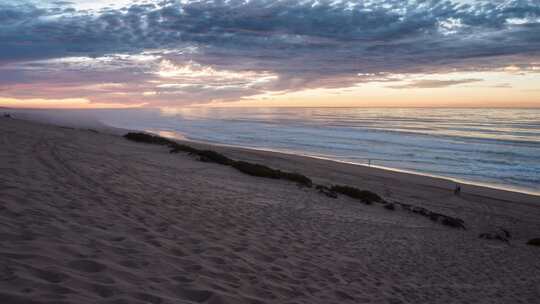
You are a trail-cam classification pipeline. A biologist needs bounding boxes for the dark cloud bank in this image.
[1,0,539,105]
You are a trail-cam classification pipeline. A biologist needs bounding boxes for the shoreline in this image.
[8,107,539,198]
[149,129,540,200]
[6,109,540,200]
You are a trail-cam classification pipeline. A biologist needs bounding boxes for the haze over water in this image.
[93,107,540,195]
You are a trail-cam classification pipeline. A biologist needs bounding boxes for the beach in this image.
[1,116,539,303]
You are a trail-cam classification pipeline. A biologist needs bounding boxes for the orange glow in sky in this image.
[2,70,539,109]
[0,97,147,109]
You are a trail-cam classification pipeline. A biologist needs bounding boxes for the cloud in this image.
[388,78,483,89]
[1,0,540,105]
[490,83,513,88]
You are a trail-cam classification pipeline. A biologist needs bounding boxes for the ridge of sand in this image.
[1,117,539,304]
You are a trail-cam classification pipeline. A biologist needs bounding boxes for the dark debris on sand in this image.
[329,185,382,204]
[395,202,466,229]
[125,132,467,230]
[125,132,312,187]
[527,238,540,246]
[479,228,511,242]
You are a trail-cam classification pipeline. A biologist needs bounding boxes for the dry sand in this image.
[1,117,539,304]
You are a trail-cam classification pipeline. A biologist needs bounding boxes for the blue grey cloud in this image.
[1,0,539,105]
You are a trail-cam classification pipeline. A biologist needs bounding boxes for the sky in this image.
[1,0,539,108]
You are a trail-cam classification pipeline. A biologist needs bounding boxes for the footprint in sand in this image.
[133,292,163,304]
[68,259,107,273]
[32,268,69,283]
[335,290,355,301]
[118,259,148,269]
[171,275,194,283]
[90,283,116,298]
[109,236,126,242]
[0,265,16,281]
[183,263,203,273]
[170,247,188,257]
[177,288,214,303]
[206,256,226,265]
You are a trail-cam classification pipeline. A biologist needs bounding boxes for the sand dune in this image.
[1,117,539,304]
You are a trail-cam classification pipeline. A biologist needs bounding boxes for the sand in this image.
[1,116,539,304]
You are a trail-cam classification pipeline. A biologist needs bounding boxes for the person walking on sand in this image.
[454,184,461,196]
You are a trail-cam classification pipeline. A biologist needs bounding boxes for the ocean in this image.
[88,107,540,195]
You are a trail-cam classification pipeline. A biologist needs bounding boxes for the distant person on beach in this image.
[454,184,461,195]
